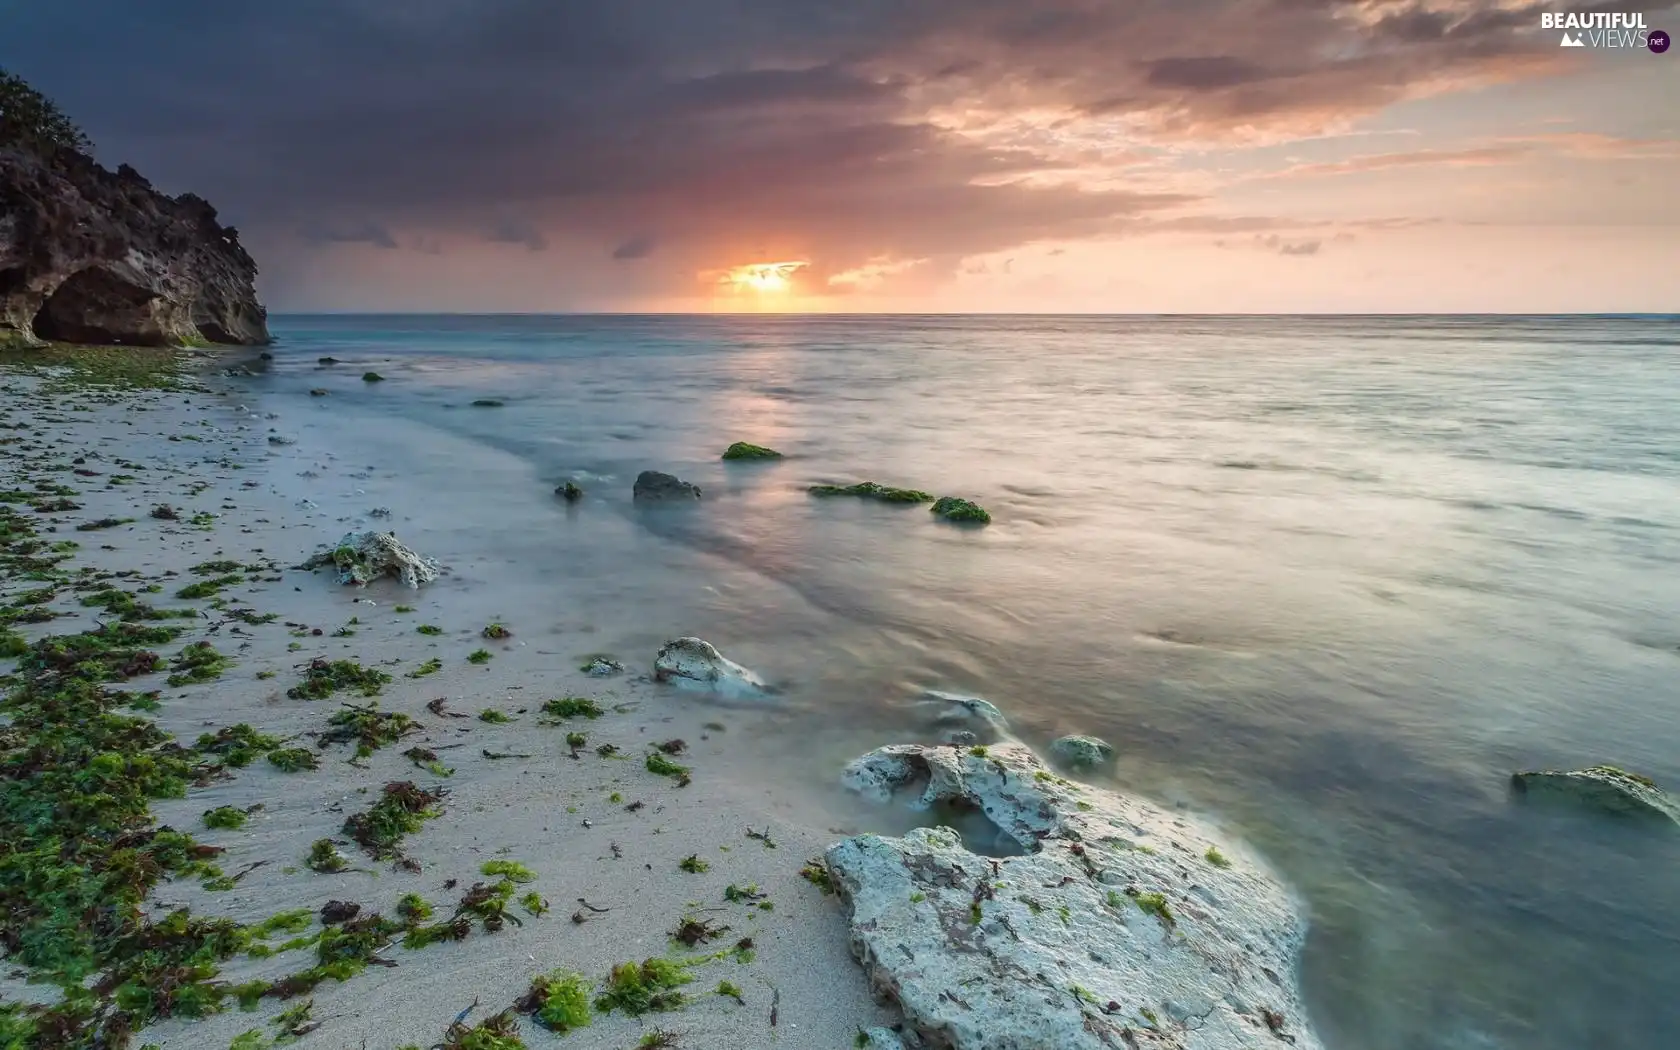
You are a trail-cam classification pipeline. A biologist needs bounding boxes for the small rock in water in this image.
[633,470,701,501]
[556,481,584,502]
[309,388,329,397]
[1510,765,1679,825]
[471,398,505,407]
[318,356,339,365]
[362,371,385,383]
[654,637,766,697]
[267,434,295,446]
[581,655,625,677]
[367,507,392,519]
[930,496,992,524]
[721,441,783,461]
[1050,734,1115,771]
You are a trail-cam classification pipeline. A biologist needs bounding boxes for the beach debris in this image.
[721,442,782,461]
[320,900,361,924]
[826,742,1326,1050]
[633,470,702,501]
[808,481,932,503]
[653,637,766,697]
[482,622,511,639]
[673,916,729,946]
[580,653,624,676]
[1049,734,1115,771]
[428,697,467,718]
[267,434,295,446]
[300,530,440,588]
[1510,765,1679,825]
[343,780,445,860]
[929,496,991,524]
[149,503,179,520]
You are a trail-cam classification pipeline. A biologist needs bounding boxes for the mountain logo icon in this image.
[1560,31,1586,46]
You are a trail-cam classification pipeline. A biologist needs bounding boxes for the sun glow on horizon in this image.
[718,260,807,293]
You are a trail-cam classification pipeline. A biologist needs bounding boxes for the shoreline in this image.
[0,349,897,1049]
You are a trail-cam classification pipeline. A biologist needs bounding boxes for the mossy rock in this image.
[722,442,782,461]
[556,481,583,502]
[361,372,385,383]
[930,496,991,524]
[1050,734,1114,771]
[808,481,932,503]
[1511,765,1679,825]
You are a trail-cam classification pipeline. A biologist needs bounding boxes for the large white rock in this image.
[301,531,440,588]
[653,637,766,697]
[825,743,1323,1050]
[917,689,1011,743]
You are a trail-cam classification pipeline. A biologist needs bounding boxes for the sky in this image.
[6,1,1678,313]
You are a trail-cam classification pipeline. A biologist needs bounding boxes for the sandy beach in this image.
[0,351,896,1050]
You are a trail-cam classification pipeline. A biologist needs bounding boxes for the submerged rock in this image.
[361,371,385,383]
[300,531,440,589]
[1510,765,1679,824]
[825,743,1323,1050]
[722,441,783,461]
[809,481,932,503]
[556,481,583,502]
[917,688,1011,743]
[634,470,701,501]
[309,388,328,397]
[0,123,268,347]
[930,496,992,524]
[1051,734,1115,771]
[471,398,504,407]
[653,637,765,696]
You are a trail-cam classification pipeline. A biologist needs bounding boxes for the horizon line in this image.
[268,310,1680,319]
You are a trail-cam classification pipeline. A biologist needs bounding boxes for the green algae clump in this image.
[287,658,391,701]
[721,442,782,461]
[517,969,593,1032]
[595,957,694,1016]
[930,496,992,524]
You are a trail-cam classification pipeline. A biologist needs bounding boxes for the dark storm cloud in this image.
[4,0,1666,299]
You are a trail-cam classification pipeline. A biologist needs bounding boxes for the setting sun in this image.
[720,260,806,293]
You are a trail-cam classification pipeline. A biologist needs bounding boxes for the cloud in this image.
[8,0,1670,304]
[1272,145,1534,178]
[612,234,657,260]
[486,216,548,251]
[297,220,398,249]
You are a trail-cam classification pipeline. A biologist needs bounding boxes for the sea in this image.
[238,314,1680,1050]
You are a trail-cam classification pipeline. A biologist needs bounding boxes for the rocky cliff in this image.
[0,139,268,348]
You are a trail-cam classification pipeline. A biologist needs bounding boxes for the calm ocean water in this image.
[244,314,1679,1049]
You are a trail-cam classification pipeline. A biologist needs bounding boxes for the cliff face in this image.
[0,142,268,348]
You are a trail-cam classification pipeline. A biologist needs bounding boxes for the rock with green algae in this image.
[827,742,1324,1050]
[634,470,701,501]
[300,531,440,588]
[1050,734,1114,771]
[808,481,932,503]
[721,441,782,461]
[1510,765,1679,824]
[930,496,991,524]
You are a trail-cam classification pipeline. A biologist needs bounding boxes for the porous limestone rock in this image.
[634,470,701,501]
[918,689,1011,744]
[653,637,765,697]
[1510,765,1679,825]
[859,1028,911,1050]
[825,743,1323,1050]
[301,531,440,589]
[0,139,268,347]
[1051,734,1116,771]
